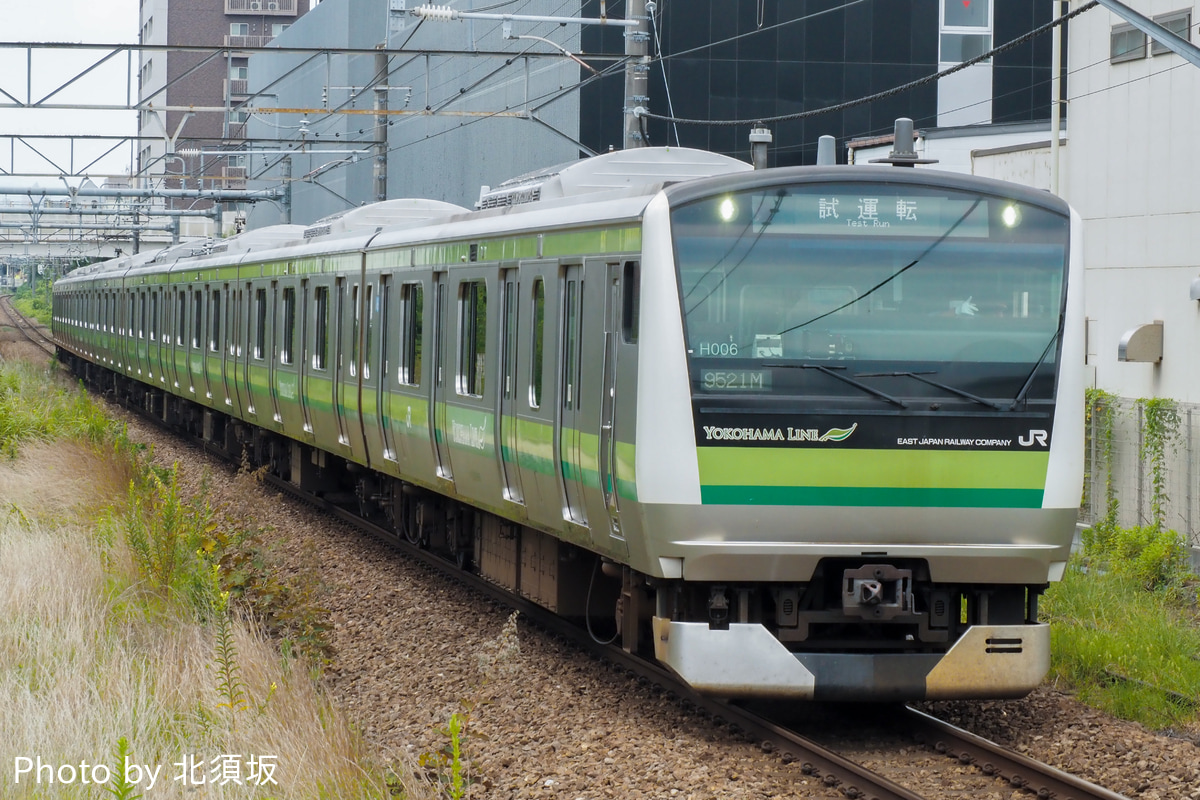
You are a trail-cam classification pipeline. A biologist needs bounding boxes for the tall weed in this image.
[109,463,216,612]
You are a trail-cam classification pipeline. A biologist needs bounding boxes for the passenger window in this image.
[457,280,487,396]
[350,284,360,377]
[192,290,203,349]
[364,284,374,380]
[176,291,185,345]
[530,279,545,409]
[209,290,221,352]
[399,283,422,386]
[254,288,267,360]
[502,279,517,400]
[621,261,639,344]
[281,287,296,365]
[378,279,391,381]
[150,292,159,342]
[313,286,329,370]
[563,279,579,410]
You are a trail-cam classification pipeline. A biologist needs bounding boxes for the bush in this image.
[1082,521,1191,593]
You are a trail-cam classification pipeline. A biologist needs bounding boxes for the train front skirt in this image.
[652,618,1050,701]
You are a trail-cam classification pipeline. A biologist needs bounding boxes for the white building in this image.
[1064,0,1199,402]
[848,2,1200,554]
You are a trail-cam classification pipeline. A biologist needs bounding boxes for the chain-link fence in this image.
[1081,395,1200,549]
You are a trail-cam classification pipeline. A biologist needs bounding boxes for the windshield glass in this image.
[671,182,1069,403]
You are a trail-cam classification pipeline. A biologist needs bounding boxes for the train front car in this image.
[635,167,1083,701]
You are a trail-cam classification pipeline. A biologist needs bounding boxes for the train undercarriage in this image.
[64,351,1050,700]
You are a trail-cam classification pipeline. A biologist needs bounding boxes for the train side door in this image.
[190,288,210,400]
[430,271,454,481]
[357,277,379,467]
[297,278,313,434]
[376,275,398,461]
[334,276,369,459]
[298,279,336,442]
[497,266,523,504]
[243,282,256,417]
[560,264,588,526]
[219,282,236,409]
[597,261,625,543]
[267,281,283,423]
[332,277,352,446]
[513,261,562,530]
[135,289,148,377]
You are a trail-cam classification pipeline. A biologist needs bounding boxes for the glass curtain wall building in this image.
[580,0,1057,164]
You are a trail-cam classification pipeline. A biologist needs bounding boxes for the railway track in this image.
[30,299,1132,800]
[0,293,56,357]
[234,444,1134,800]
[902,707,1130,800]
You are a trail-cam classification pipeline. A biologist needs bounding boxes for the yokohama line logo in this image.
[703,423,858,443]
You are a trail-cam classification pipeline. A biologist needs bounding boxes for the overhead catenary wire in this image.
[646,0,680,147]
[825,13,1200,155]
[640,0,1100,127]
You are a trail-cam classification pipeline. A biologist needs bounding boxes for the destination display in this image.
[753,191,993,238]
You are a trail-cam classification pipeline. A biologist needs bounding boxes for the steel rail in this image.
[904,706,1131,800]
[251,473,930,800]
[51,341,1132,800]
[0,294,56,358]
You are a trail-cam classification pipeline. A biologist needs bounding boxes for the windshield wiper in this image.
[1010,331,1061,410]
[765,362,908,408]
[855,371,1004,410]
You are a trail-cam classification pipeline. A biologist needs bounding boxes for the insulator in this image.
[414,5,457,21]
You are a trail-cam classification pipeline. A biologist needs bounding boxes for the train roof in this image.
[59,148,753,282]
[300,199,470,242]
[476,147,752,210]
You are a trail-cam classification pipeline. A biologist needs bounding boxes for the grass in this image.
[9,282,53,326]
[0,362,435,799]
[1042,558,1200,732]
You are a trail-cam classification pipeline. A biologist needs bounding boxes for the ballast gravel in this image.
[97,408,1200,800]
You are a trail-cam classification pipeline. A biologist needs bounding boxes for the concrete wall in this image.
[1062,0,1200,403]
[245,0,583,225]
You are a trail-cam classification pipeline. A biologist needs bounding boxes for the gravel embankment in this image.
[132,420,1198,800]
[7,320,1194,800]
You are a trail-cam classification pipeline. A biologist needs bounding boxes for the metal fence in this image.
[1081,395,1200,549]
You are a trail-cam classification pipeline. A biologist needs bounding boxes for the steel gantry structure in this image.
[0,8,635,261]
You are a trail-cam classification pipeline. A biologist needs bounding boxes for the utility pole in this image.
[623,0,651,149]
[281,156,293,225]
[1050,0,1065,196]
[374,52,390,203]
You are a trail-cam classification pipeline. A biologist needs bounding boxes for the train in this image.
[52,147,1084,701]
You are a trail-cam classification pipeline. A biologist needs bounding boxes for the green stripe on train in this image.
[699,485,1045,508]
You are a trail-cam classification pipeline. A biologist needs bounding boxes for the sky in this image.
[0,0,141,181]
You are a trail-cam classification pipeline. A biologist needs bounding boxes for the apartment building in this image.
[136,0,313,211]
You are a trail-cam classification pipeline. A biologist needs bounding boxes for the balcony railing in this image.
[226,0,296,15]
[224,34,274,49]
[224,79,249,98]
[222,166,247,189]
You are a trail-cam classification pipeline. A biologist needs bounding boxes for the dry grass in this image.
[0,440,136,524]
[0,443,426,799]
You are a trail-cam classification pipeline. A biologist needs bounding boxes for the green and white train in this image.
[53,147,1083,700]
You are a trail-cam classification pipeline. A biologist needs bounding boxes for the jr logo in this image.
[1019,429,1049,447]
